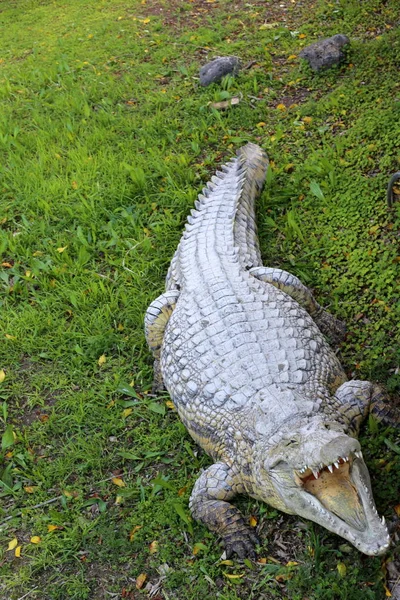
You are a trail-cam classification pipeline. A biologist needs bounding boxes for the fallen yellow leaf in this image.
[5,334,16,340]
[30,536,41,544]
[142,17,150,23]
[223,572,244,579]
[115,495,123,504]
[98,354,106,366]
[299,33,307,39]
[249,515,257,527]
[15,546,22,557]
[337,562,347,577]
[165,400,175,410]
[149,540,158,554]
[47,525,59,532]
[112,477,125,487]
[129,525,142,541]
[303,116,313,124]
[57,246,67,253]
[288,54,297,60]
[7,538,18,551]
[276,103,286,111]
[122,408,133,418]
[1,262,12,268]
[136,573,147,589]
[0,369,5,383]
[24,486,37,494]
[256,122,266,127]
[394,504,400,516]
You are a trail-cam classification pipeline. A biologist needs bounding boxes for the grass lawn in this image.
[0,0,399,598]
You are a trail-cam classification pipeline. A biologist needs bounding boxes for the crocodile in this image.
[145,142,397,558]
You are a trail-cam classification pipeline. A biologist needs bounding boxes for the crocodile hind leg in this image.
[334,380,400,435]
[144,290,180,393]
[189,462,258,558]
[250,266,346,345]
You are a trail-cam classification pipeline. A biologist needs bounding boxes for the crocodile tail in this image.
[234,143,269,270]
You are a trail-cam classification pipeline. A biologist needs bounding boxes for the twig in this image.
[0,497,62,527]
[0,471,134,528]
[243,60,258,70]
[17,587,38,600]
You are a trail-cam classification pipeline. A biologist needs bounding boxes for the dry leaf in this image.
[129,525,142,541]
[47,525,60,532]
[24,486,37,494]
[0,369,5,383]
[223,572,244,579]
[276,103,286,111]
[394,504,400,516]
[98,354,106,366]
[165,400,175,410]
[15,546,22,558]
[210,96,240,110]
[249,515,257,527]
[5,334,16,340]
[1,262,12,268]
[385,584,392,597]
[149,540,158,554]
[7,538,18,551]
[112,477,125,487]
[299,33,307,39]
[122,408,133,418]
[57,246,67,253]
[136,573,147,589]
[115,495,123,505]
[30,536,41,544]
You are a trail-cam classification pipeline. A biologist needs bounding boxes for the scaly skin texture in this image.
[145,143,398,557]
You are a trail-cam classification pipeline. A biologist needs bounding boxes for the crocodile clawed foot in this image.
[222,529,259,559]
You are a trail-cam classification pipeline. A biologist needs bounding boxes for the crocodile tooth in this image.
[327,464,333,473]
[334,461,339,469]
[355,451,362,459]
[381,516,386,526]
[312,468,319,479]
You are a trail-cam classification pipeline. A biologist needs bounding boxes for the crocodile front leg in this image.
[334,380,400,434]
[144,290,180,392]
[249,266,346,345]
[189,462,258,558]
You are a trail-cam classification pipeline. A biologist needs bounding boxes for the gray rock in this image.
[199,56,241,86]
[299,34,350,71]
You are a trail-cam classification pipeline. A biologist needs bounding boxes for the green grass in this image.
[0,0,399,597]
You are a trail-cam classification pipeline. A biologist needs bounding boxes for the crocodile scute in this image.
[145,143,398,557]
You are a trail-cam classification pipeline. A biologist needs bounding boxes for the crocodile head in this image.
[260,417,390,555]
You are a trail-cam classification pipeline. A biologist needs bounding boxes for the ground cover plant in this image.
[0,0,399,597]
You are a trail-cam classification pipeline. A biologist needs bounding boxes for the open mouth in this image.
[290,451,390,554]
[295,453,365,530]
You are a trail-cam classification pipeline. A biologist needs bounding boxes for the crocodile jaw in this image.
[258,423,390,556]
[267,453,390,556]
